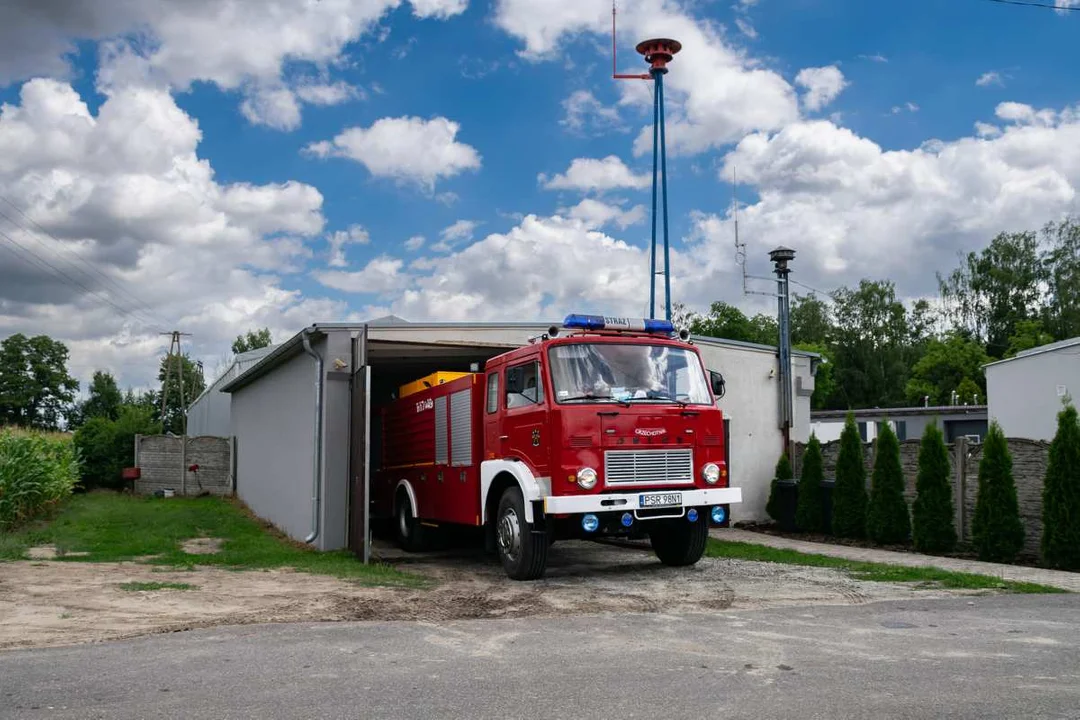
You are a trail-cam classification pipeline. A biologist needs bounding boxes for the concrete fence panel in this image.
[134,435,233,497]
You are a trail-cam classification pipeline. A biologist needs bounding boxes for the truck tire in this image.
[495,485,548,580]
[649,513,708,567]
[395,492,426,552]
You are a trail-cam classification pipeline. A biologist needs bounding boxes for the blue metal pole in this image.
[658,71,671,322]
[649,71,660,319]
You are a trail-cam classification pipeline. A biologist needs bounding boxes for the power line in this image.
[977,0,1080,11]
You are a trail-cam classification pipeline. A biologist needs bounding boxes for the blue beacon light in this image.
[563,314,675,334]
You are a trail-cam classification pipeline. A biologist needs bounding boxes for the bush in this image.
[912,422,956,553]
[971,422,1025,563]
[832,413,868,538]
[866,421,911,545]
[1041,403,1080,570]
[0,428,80,529]
[795,434,826,533]
[73,405,161,489]
[766,452,794,523]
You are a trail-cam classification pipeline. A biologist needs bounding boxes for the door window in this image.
[505,361,544,409]
[486,372,499,414]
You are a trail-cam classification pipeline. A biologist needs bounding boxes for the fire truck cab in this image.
[372,314,742,580]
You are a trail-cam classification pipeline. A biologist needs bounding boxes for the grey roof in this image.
[220,319,820,394]
[983,336,1080,368]
[188,344,278,407]
[812,405,988,421]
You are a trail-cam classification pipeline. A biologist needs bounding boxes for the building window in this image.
[896,421,907,441]
[486,372,499,414]
[506,361,543,409]
[858,421,867,442]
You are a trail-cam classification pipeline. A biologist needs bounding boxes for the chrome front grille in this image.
[603,449,694,487]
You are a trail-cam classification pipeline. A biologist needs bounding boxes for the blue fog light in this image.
[711,506,727,524]
[621,512,634,527]
[582,514,600,532]
[687,508,699,523]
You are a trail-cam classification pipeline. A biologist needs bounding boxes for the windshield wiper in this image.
[561,393,630,407]
[627,392,688,408]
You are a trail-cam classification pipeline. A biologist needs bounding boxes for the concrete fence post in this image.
[953,436,968,542]
[180,435,187,496]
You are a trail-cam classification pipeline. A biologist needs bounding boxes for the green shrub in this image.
[766,452,793,523]
[73,405,160,489]
[1041,403,1080,570]
[866,421,911,544]
[832,413,868,538]
[0,428,80,529]
[972,422,1025,563]
[795,434,826,533]
[912,422,956,553]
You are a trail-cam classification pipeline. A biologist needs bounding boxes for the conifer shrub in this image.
[912,422,957,553]
[766,452,794,523]
[971,422,1024,563]
[832,413,868,538]
[866,421,911,544]
[1041,403,1080,570]
[795,434,826,533]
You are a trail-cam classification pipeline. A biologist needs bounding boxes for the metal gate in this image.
[348,327,371,562]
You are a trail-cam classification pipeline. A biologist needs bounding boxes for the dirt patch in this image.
[0,540,987,651]
[181,537,224,555]
[26,546,89,560]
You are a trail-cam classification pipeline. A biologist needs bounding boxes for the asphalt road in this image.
[2,595,1079,719]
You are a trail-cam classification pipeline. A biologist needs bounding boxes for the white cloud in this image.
[294,81,363,106]
[539,156,650,192]
[795,66,849,112]
[0,0,464,129]
[240,86,302,131]
[326,225,371,267]
[304,116,481,190]
[859,53,888,63]
[561,90,625,135]
[890,102,919,115]
[975,121,1002,139]
[0,78,340,390]
[976,71,1004,88]
[313,256,406,294]
[405,235,426,251]
[562,198,646,229]
[494,0,799,156]
[734,17,758,40]
[432,219,479,251]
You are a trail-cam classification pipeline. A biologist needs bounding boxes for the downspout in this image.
[301,328,324,544]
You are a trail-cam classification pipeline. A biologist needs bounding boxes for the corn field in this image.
[0,428,81,529]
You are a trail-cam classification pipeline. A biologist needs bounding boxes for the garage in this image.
[213,316,820,558]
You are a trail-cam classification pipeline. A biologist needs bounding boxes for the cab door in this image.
[502,358,550,477]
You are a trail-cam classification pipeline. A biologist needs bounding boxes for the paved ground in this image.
[2,594,1078,719]
[716,528,1080,593]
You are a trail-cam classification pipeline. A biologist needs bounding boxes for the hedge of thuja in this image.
[1041,403,1080,570]
[832,413,868,538]
[912,422,956,554]
[796,434,826,533]
[765,451,794,523]
[867,421,911,545]
[0,428,80,529]
[972,422,1025,563]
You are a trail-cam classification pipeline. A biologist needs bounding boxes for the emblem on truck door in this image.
[532,429,541,446]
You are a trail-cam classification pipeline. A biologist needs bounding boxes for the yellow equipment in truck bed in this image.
[399,371,472,398]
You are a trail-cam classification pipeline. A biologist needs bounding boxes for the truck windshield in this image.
[547,342,713,406]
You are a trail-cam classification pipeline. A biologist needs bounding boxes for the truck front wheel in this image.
[495,485,548,581]
[649,513,708,567]
[395,492,426,552]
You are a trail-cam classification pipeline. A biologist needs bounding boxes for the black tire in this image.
[395,491,426,552]
[649,512,708,566]
[495,485,548,580]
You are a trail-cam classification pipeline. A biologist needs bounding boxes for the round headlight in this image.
[702,462,720,484]
[577,467,598,490]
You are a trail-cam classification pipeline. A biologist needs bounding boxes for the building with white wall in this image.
[186,345,276,437]
[985,337,1080,441]
[810,406,988,444]
[215,318,820,552]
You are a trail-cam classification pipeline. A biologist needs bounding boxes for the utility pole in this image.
[160,331,192,434]
[769,247,796,459]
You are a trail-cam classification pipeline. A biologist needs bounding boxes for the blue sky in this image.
[0,0,1078,388]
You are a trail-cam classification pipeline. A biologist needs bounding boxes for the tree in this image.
[866,421,911,544]
[912,422,957,553]
[796,433,826,533]
[1004,319,1054,359]
[955,378,982,405]
[903,334,990,406]
[971,422,1025,563]
[232,328,273,355]
[0,333,79,430]
[1041,216,1080,342]
[1041,403,1080,570]
[74,371,123,426]
[690,302,776,346]
[790,294,833,346]
[794,342,835,411]
[157,353,206,434]
[73,404,161,489]
[766,452,794,523]
[832,413,868,537]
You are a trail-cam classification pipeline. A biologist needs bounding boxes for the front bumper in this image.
[542,486,742,516]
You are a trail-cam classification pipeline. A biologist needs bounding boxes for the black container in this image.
[820,477,836,534]
[775,478,799,532]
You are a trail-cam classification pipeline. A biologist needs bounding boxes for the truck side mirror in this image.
[710,370,726,398]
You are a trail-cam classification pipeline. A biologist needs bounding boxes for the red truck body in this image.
[371,316,743,580]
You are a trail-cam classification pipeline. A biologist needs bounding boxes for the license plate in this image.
[639,492,682,508]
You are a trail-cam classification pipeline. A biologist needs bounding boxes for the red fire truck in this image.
[371,314,741,580]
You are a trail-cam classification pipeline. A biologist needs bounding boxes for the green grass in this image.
[0,492,419,587]
[119,581,196,592]
[707,539,1065,594]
